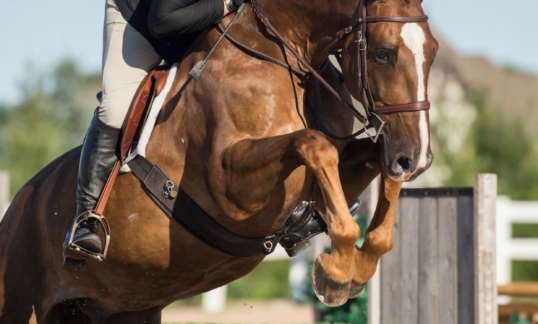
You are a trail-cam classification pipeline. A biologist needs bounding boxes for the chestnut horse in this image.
[0,0,437,322]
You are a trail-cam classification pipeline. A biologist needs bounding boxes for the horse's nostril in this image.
[397,157,412,172]
[393,156,415,175]
[390,156,415,177]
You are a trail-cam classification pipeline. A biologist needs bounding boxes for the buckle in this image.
[64,211,111,262]
[364,112,386,143]
[356,31,367,51]
[263,241,274,253]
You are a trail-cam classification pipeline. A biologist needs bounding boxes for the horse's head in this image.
[338,0,438,182]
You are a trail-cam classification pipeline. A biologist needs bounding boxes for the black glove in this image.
[226,0,246,12]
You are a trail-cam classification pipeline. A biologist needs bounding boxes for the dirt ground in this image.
[162,299,314,324]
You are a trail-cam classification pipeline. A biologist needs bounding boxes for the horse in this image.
[0,0,437,322]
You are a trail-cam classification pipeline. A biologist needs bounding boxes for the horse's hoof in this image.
[311,256,351,307]
[348,280,367,298]
[63,256,86,272]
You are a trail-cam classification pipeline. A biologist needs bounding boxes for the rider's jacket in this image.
[115,0,224,62]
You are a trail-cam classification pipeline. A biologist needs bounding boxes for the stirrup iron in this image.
[64,211,111,262]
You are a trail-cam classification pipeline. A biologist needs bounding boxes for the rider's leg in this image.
[65,0,161,255]
[67,113,121,252]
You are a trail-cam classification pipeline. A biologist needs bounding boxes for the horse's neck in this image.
[253,0,355,66]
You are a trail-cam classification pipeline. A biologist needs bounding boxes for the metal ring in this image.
[165,180,174,190]
[263,241,274,252]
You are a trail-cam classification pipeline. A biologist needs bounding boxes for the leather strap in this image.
[119,69,159,162]
[306,73,368,140]
[361,16,429,23]
[217,24,307,79]
[127,155,286,257]
[248,0,432,138]
[251,1,369,125]
[374,101,431,114]
[94,160,121,215]
[154,70,170,97]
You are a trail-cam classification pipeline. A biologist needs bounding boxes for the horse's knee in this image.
[293,130,338,166]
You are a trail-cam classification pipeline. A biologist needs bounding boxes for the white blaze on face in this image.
[400,23,429,171]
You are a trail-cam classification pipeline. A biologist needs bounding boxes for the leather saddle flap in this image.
[119,66,170,162]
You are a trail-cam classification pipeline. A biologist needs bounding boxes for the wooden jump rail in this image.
[368,174,498,324]
[498,283,538,324]
[498,283,538,297]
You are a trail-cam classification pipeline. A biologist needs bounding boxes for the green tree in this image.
[471,92,538,199]
[0,59,99,198]
[432,90,538,200]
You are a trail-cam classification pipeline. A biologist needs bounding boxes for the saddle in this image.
[90,66,170,218]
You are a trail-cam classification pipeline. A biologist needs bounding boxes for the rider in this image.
[64,0,245,255]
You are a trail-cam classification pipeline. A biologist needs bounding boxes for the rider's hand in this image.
[224,0,245,15]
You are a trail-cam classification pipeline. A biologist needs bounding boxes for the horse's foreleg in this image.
[221,130,359,306]
[348,176,401,297]
[331,138,401,298]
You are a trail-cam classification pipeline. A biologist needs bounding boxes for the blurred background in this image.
[1,0,537,323]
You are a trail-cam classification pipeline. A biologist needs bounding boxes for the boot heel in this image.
[284,239,311,257]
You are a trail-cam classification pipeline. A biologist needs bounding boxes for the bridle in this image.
[249,0,431,142]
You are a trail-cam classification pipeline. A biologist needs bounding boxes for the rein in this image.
[249,0,370,129]
[247,0,431,142]
[207,0,431,142]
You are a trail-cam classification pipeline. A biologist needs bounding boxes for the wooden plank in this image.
[366,178,381,324]
[380,193,402,324]
[399,197,419,324]
[457,194,475,324]
[498,283,538,297]
[474,174,498,324]
[418,197,438,324]
[438,197,458,324]
[498,303,538,316]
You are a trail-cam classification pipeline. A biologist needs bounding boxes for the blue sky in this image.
[1,0,537,104]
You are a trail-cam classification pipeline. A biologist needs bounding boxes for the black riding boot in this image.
[64,112,120,256]
[279,199,362,257]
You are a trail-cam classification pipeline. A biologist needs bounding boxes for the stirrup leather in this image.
[64,211,111,262]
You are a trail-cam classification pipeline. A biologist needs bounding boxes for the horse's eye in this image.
[375,49,390,64]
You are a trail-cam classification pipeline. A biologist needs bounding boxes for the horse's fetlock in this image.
[365,232,393,254]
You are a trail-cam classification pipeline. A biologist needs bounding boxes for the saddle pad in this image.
[121,62,179,173]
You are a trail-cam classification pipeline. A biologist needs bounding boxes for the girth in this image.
[126,155,286,257]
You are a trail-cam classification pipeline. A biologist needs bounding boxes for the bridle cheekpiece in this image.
[246,0,431,142]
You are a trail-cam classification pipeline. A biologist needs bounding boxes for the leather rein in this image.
[221,0,431,142]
